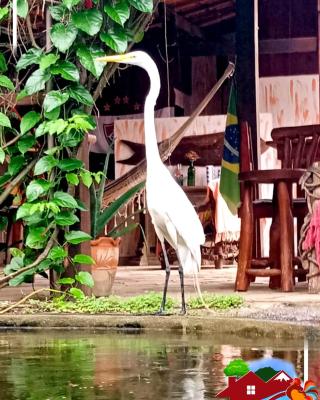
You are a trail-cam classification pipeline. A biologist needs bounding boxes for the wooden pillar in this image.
[77,135,92,295]
[61,136,92,295]
[184,56,219,116]
[236,0,260,169]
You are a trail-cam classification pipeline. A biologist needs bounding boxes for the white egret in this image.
[97,51,205,314]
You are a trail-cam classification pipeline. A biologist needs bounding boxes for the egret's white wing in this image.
[147,165,205,274]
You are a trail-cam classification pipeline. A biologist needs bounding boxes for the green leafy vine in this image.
[0,0,156,293]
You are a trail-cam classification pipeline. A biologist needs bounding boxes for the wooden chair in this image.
[235,123,320,291]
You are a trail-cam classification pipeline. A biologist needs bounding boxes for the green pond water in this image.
[0,330,318,400]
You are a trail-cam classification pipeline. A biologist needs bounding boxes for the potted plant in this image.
[90,146,144,296]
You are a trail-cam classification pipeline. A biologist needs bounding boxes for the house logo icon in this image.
[216,370,318,399]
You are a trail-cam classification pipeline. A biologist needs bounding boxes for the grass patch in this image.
[26,292,244,314]
[187,293,244,310]
[29,292,177,314]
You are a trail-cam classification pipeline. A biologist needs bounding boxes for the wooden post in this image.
[77,135,92,295]
[235,183,253,291]
[61,136,92,296]
[236,0,260,169]
[277,181,294,292]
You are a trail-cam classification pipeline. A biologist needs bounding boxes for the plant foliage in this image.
[0,0,156,290]
[30,292,176,314]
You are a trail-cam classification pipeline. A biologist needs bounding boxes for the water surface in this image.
[0,330,318,400]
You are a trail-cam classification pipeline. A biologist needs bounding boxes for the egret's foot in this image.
[155,308,166,316]
[179,307,187,316]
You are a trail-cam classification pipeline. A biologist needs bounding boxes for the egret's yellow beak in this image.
[95,54,133,63]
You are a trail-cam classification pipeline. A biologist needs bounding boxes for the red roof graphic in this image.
[216,370,293,400]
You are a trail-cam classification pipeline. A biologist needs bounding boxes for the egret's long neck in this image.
[143,61,162,170]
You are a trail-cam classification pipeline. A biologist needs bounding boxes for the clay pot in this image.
[90,237,121,297]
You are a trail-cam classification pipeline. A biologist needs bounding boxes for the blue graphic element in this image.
[249,357,297,378]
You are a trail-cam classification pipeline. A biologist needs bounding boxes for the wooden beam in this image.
[184,1,234,18]
[164,0,223,13]
[236,0,260,168]
[260,37,317,54]
[196,9,235,26]
[164,4,206,39]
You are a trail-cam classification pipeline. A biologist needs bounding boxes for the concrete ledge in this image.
[0,314,319,339]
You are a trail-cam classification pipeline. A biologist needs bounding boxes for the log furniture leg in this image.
[235,183,253,291]
[277,181,294,292]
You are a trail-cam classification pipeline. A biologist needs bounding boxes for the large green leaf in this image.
[9,270,35,286]
[67,84,94,106]
[17,0,28,18]
[127,0,153,13]
[75,271,94,288]
[35,122,47,138]
[59,130,84,147]
[0,75,14,91]
[8,155,25,176]
[66,172,79,185]
[48,246,68,260]
[69,113,96,131]
[80,170,92,188]
[63,0,81,10]
[16,48,42,71]
[100,27,128,53]
[50,60,80,82]
[17,135,36,154]
[43,90,69,113]
[24,69,51,95]
[53,191,78,208]
[76,46,104,79]
[57,158,83,171]
[20,111,41,134]
[34,155,58,175]
[50,23,78,53]
[4,255,24,275]
[95,181,145,237]
[0,112,11,128]
[55,210,79,226]
[45,119,68,136]
[73,254,95,265]
[39,53,60,70]
[49,5,68,21]
[26,226,48,249]
[0,7,9,22]
[71,9,103,36]
[36,259,52,273]
[16,203,33,220]
[69,287,85,299]
[45,106,61,121]
[57,277,75,285]
[104,0,130,26]
[0,53,6,72]
[65,230,92,244]
[26,179,52,201]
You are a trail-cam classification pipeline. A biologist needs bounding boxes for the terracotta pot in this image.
[90,237,121,297]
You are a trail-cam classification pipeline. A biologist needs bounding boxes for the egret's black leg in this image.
[176,255,186,315]
[158,241,171,314]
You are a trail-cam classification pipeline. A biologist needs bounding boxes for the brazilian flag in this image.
[219,81,240,215]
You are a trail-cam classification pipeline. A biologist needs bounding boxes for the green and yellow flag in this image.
[219,82,240,215]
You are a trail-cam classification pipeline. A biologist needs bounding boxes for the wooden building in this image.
[92,0,320,264]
